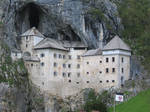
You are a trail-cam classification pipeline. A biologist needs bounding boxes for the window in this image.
[68,73,71,77]
[40,53,45,57]
[77,64,80,68]
[54,62,57,67]
[100,61,102,63]
[69,55,72,59]
[63,64,66,68]
[112,57,115,62]
[26,44,28,48]
[54,72,57,76]
[87,81,89,83]
[100,81,103,83]
[77,73,80,77]
[62,72,66,77]
[112,80,115,83]
[112,68,115,73]
[69,80,71,83]
[68,64,71,68]
[54,53,57,58]
[87,72,89,74]
[31,63,33,67]
[59,54,62,59]
[99,71,102,74]
[41,62,44,66]
[63,55,66,59]
[87,62,89,64]
[122,57,124,63]
[106,80,109,83]
[106,68,109,73]
[106,58,109,62]
[26,36,29,41]
[15,53,17,56]
[76,82,79,84]
[42,82,44,85]
[122,68,124,73]
[77,55,80,59]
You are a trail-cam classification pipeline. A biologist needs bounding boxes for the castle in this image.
[11,27,131,97]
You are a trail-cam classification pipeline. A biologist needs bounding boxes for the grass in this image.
[109,89,150,112]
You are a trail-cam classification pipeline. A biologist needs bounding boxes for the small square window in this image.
[99,71,102,74]
[31,63,33,67]
[63,73,66,77]
[77,55,80,59]
[69,80,71,83]
[54,62,57,67]
[87,72,89,74]
[122,68,124,73]
[77,64,80,68]
[112,57,115,62]
[112,80,115,83]
[54,53,57,58]
[106,58,109,62]
[54,72,57,76]
[100,81,103,83]
[76,82,79,84]
[77,73,80,77]
[106,68,109,73]
[106,80,109,83]
[122,57,124,63]
[87,81,89,83]
[26,44,28,48]
[68,73,71,77]
[69,55,72,59]
[100,61,102,63]
[112,68,115,73]
[63,55,66,59]
[40,53,45,58]
[68,64,71,68]
[63,64,66,68]
[59,54,62,59]
[41,62,44,66]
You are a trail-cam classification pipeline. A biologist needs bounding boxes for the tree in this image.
[84,89,108,112]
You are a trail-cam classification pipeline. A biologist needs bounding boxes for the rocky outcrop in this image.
[1,0,122,49]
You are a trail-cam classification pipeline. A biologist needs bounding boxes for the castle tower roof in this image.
[103,35,131,51]
[20,27,45,38]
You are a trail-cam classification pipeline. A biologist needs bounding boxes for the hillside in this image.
[109,89,150,112]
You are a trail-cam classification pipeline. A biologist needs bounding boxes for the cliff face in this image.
[1,0,122,49]
[0,0,148,112]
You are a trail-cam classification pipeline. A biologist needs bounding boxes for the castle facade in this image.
[11,27,131,97]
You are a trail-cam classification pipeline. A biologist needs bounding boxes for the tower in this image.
[99,24,104,49]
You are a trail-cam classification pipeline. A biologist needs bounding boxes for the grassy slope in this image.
[109,89,150,112]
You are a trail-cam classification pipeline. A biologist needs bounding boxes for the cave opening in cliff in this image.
[28,3,40,28]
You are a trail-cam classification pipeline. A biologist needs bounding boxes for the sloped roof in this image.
[62,41,88,48]
[20,27,45,38]
[23,56,40,62]
[83,48,102,57]
[34,38,68,51]
[103,36,131,51]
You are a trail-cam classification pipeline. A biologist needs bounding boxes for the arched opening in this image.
[28,3,40,28]
[23,52,31,57]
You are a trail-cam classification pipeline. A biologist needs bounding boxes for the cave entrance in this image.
[28,3,40,28]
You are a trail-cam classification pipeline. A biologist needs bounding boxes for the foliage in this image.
[109,89,150,112]
[84,89,108,112]
[118,0,150,72]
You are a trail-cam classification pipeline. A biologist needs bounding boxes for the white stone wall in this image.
[20,35,131,97]
[11,52,22,61]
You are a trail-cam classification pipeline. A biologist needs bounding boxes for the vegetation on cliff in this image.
[118,0,150,72]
